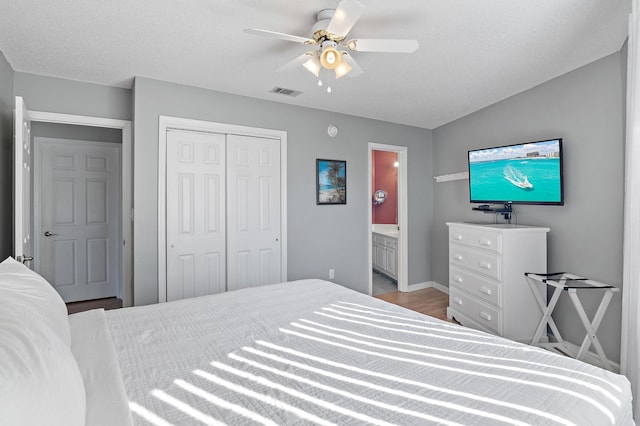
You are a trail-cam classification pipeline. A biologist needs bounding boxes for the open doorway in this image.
[371,150,398,295]
[23,106,132,307]
[368,143,408,296]
[34,127,122,303]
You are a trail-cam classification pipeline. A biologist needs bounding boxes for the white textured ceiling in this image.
[0,0,631,129]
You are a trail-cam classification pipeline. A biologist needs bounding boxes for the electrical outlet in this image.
[329,269,335,279]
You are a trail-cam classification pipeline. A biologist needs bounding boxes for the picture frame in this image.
[316,159,347,205]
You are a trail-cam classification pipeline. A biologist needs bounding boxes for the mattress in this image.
[105,279,634,425]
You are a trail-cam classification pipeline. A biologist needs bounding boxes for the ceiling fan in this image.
[244,0,419,86]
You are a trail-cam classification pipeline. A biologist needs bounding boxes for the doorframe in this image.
[368,143,408,294]
[28,111,133,307]
[157,115,288,303]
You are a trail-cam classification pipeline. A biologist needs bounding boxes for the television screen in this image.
[468,138,564,205]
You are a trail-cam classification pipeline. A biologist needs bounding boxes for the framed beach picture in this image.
[316,159,347,205]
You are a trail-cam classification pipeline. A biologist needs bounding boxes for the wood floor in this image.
[65,288,452,321]
[66,297,122,314]
[375,287,453,322]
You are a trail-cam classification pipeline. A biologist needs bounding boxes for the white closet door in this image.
[226,134,281,291]
[166,130,227,301]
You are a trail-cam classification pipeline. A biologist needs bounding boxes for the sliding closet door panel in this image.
[166,130,226,301]
[227,134,281,291]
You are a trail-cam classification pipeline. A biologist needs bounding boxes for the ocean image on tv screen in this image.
[469,140,562,204]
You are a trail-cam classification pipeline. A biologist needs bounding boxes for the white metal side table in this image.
[524,272,619,372]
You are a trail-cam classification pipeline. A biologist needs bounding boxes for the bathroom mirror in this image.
[373,189,387,205]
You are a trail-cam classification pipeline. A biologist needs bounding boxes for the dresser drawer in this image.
[373,232,397,248]
[449,227,501,254]
[373,233,385,244]
[449,245,501,280]
[450,266,501,307]
[384,237,397,249]
[450,288,501,334]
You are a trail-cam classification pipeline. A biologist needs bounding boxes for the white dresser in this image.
[446,222,549,342]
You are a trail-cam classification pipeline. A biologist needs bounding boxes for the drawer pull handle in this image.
[454,234,463,240]
[453,254,463,261]
[479,261,492,269]
[479,286,492,295]
[479,238,492,246]
[480,312,492,321]
[453,297,463,305]
[454,275,463,283]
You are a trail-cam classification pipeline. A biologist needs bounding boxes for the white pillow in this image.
[0,313,86,426]
[0,257,86,426]
[0,256,71,347]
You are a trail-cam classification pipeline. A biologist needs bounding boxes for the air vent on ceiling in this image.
[270,87,302,97]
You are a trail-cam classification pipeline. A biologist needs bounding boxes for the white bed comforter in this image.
[105,279,634,425]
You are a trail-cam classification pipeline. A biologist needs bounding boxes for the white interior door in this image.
[36,139,121,302]
[166,130,226,301]
[226,134,281,291]
[13,96,33,266]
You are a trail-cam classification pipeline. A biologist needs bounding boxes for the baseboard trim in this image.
[405,281,431,292]
[541,339,620,373]
[431,281,449,294]
[404,281,450,294]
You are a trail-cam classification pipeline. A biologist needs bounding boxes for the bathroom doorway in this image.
[368,143,408,296]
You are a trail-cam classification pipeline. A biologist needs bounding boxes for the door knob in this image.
[44,231,58,237]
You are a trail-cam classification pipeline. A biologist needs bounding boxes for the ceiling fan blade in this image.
[276,52,317,73]
[346,39,419,53]
[244,28,315,45]
[326,0,365,39]
[342,53,363,78]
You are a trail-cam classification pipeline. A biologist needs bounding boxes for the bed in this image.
[0,257,635,425]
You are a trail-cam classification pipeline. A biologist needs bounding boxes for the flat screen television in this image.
[468,138,564,205]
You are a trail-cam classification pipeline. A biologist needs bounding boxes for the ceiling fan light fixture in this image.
[302,56,321,77]
[326,50,337,64]
[334,59,352,78]
[320,46,342,70]
[248,0,419,82]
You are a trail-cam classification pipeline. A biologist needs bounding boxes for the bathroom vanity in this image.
[372,224,398,281]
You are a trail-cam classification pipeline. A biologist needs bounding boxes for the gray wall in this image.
[31,122,123,144]
[0,51,14,259]
[133,77,433,306]
[14,73,131,120]
[432,51,625,362]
